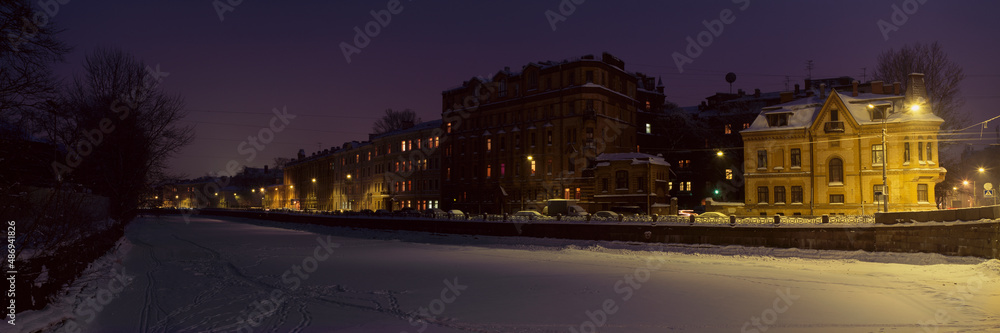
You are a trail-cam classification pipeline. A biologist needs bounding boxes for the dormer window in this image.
[766,113,790,127]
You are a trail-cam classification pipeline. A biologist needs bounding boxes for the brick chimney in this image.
[794,84,800,95]
[819,83,826,98]
[893,81,902,95]
[905,73,928,106]
[871,81,883,94]
[780,92,794,103]
[754,88,760,97]
[852,80,859,97]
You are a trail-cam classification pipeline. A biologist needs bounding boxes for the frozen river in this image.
[21,214,1000,332]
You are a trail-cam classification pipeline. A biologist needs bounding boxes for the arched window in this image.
[829,158,844,184]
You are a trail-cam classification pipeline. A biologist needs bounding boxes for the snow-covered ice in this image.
[17,215,1000,332]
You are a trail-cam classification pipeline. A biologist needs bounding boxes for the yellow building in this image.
[741,74,946,216]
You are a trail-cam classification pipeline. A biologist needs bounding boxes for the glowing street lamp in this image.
[716,151,724,157]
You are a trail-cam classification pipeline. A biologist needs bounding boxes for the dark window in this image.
[601,178,609,191]
[757,186,769,204]
[829,158,843,183]
[791,148,801,168]
[830,194,845,204]
[830,109,839,121]
[918,142,924,161]
[926,142,933,161]
[791,186,803,203]
[918,184,929,202]
[585,71,594,83]
[616,170,629,189]
[903,142,910,162]
[757,150,768,169]
[637,177,647,192]
[774,186,786,204]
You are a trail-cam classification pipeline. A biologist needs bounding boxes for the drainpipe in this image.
[809,129,815,215]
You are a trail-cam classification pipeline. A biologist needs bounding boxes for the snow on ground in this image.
[17,215,1000,333]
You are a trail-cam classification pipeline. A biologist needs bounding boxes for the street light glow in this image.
[527,155,533,161]
[978,167,985,173]
[963,180,970,186]
[312,178,317,182]
[910,104,920,112]
[716,151,724,157]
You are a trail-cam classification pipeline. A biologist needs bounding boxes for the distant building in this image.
[439,52,668,214]
[741,74,946,215]
[591,153,671,214]
[282,119,443,211]
[638,84,812,209]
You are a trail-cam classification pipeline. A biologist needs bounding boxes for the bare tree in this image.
[371,108,420,134]
[273,157,291,169]
[53,47,194,221]
[0,0,70,133]
[872,42,966,131]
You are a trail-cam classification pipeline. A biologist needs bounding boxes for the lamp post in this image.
[521,155,532,210]
[869,103,892,213]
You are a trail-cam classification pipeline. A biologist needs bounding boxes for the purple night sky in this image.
[47,0,1000,178]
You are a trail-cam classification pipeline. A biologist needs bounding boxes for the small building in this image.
[740,74,946,215]
[591,153,670,214]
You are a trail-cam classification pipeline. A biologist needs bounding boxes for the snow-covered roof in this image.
[596,153,670,166]
[741,89,943,134]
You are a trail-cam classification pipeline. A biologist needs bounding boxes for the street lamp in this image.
[521,155,533,210]
[869,102,892,212]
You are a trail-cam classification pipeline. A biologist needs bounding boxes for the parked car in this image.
[610,206,645,216]
[593,211,620,220]
[447,209,465,219]
[422,208,447,218]
[374,209,391,216]
[699,211,728,218]
[513,210,545,219]
[395,207,420,217]
[359,209,374,215]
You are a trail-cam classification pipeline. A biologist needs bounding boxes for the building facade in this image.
[282,120,443,212]
[439,53,667,214]
[741,74,946,215]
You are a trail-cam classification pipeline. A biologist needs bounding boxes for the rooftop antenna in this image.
[725,72,736,94]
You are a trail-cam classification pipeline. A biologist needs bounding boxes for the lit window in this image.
[530,160,536,176]
[486,165,492,178]
[645,123,651,134]
[725,169,733,180]
[724,124,732,134]
[486,138,492,151]
[872,144,884,165]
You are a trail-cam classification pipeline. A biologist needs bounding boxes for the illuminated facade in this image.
[741,74,946,215]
